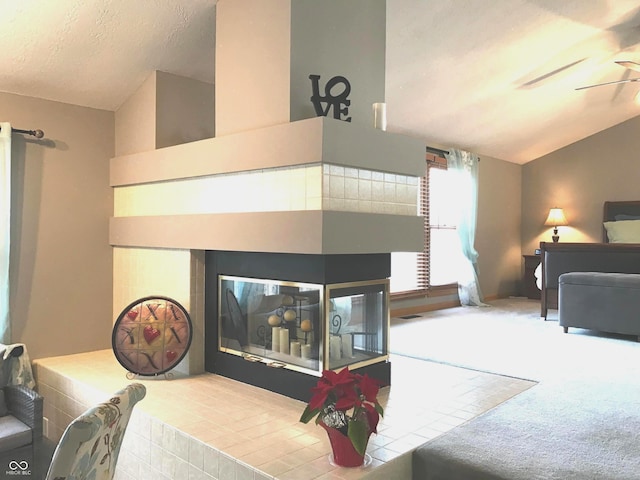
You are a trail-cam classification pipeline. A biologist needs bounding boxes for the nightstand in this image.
[522,254,541,300]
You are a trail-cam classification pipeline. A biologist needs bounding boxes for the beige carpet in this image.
[390,297,640,382]
[400,298,640,479]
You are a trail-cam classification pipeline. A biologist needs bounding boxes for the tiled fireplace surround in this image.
[30,115,536,480]
[32,129,535,478]
[31,116,451,479]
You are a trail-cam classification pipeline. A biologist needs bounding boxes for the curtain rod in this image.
[0,125,44,138]
[426,145,480,161]
[426,146,449,157]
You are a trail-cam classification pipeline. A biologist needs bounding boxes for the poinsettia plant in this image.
[299,367,384,455]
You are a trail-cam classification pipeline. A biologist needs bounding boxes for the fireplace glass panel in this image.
[218,275,389,375]
[219,276,322,373]
[326,281,388,371]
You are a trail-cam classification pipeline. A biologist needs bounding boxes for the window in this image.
[390,153,463,294]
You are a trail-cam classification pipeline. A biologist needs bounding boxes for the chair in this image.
[45,383,146,480]
[0,384,43,453]
[0,344,43,454]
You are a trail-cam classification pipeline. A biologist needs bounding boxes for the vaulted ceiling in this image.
[1,0,640,164]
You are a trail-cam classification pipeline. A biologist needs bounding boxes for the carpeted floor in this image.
[412,375,640,479]
[390,297,640,383]
[393,298,640,479]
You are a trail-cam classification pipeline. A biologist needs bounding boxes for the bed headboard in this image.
[602,201,640,242]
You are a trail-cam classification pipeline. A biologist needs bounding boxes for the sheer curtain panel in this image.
[0,123,11,342]
[444,148,488,307]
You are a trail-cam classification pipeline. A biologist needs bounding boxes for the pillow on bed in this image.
[614,214,640,221]
[603,220,640,243]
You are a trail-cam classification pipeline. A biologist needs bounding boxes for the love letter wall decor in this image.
[309,74,352,122]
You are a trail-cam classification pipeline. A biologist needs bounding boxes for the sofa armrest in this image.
[4,385,43,439]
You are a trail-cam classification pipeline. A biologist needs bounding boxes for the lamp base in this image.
[552,227,560,242]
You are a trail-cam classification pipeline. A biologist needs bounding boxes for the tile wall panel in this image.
[113,164,418,218]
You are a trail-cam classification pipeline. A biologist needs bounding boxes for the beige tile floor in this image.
[34,350,535,480]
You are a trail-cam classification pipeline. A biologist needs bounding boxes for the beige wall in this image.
[155,71,215,149]
[290,0,386,126]
[114,73,156,157]
[408,112,640,306]
[475,155,522,299]
[522,114,640,254]
[2,91,114,360]
[115,71,214,157]
[215,0,291,136]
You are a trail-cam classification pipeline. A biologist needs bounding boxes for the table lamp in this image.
[544,207,568,242]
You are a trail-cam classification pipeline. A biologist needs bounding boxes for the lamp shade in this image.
[544,208,568,226]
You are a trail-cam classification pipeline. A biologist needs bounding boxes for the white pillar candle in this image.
[280,329,290,354]
[373,102,387,131]
[290,341,301,357]
[301,344,312,359]
[341,334,353,358]
[330,335,342,360]
[272,327,281,351]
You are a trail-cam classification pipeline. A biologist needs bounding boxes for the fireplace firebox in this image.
[205,251,391,401]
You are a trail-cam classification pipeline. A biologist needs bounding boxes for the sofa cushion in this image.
[559,271,640,289]
[0,415,32,452]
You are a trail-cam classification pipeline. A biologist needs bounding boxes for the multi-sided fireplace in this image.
[205,251,391,401]
[110,1,425,404]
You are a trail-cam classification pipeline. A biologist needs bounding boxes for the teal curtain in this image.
[0,123,11,342]
[445,148,488,306]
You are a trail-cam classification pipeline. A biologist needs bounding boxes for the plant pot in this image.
[319,421,371,468]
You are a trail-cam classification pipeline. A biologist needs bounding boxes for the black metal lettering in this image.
[309,74,352,122]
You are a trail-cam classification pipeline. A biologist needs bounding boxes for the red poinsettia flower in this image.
[308,382,333,411]
[358,374,381,403]
[334,386,359,411]
[363,402,381,434]
[299,367,385,455]
[308,368,356,410]
[321,367,356,388]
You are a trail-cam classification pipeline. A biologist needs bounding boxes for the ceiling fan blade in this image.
[615,60,640,73]
[575,77,640,90]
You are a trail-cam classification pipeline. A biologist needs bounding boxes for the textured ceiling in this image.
[0,0,216,111]
[2,0,640,163]
[387,0,640,163]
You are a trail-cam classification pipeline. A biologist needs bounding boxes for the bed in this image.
[540,200,640,319]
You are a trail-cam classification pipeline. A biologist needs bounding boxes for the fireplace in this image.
[204,250,391,401]
[110,1,424,402]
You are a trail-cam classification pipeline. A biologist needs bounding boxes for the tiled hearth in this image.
[34,351,534,480]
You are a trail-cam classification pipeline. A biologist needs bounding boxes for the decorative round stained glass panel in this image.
[112,296,193,376]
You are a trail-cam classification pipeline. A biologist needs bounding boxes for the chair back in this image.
[45,383,146,480]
